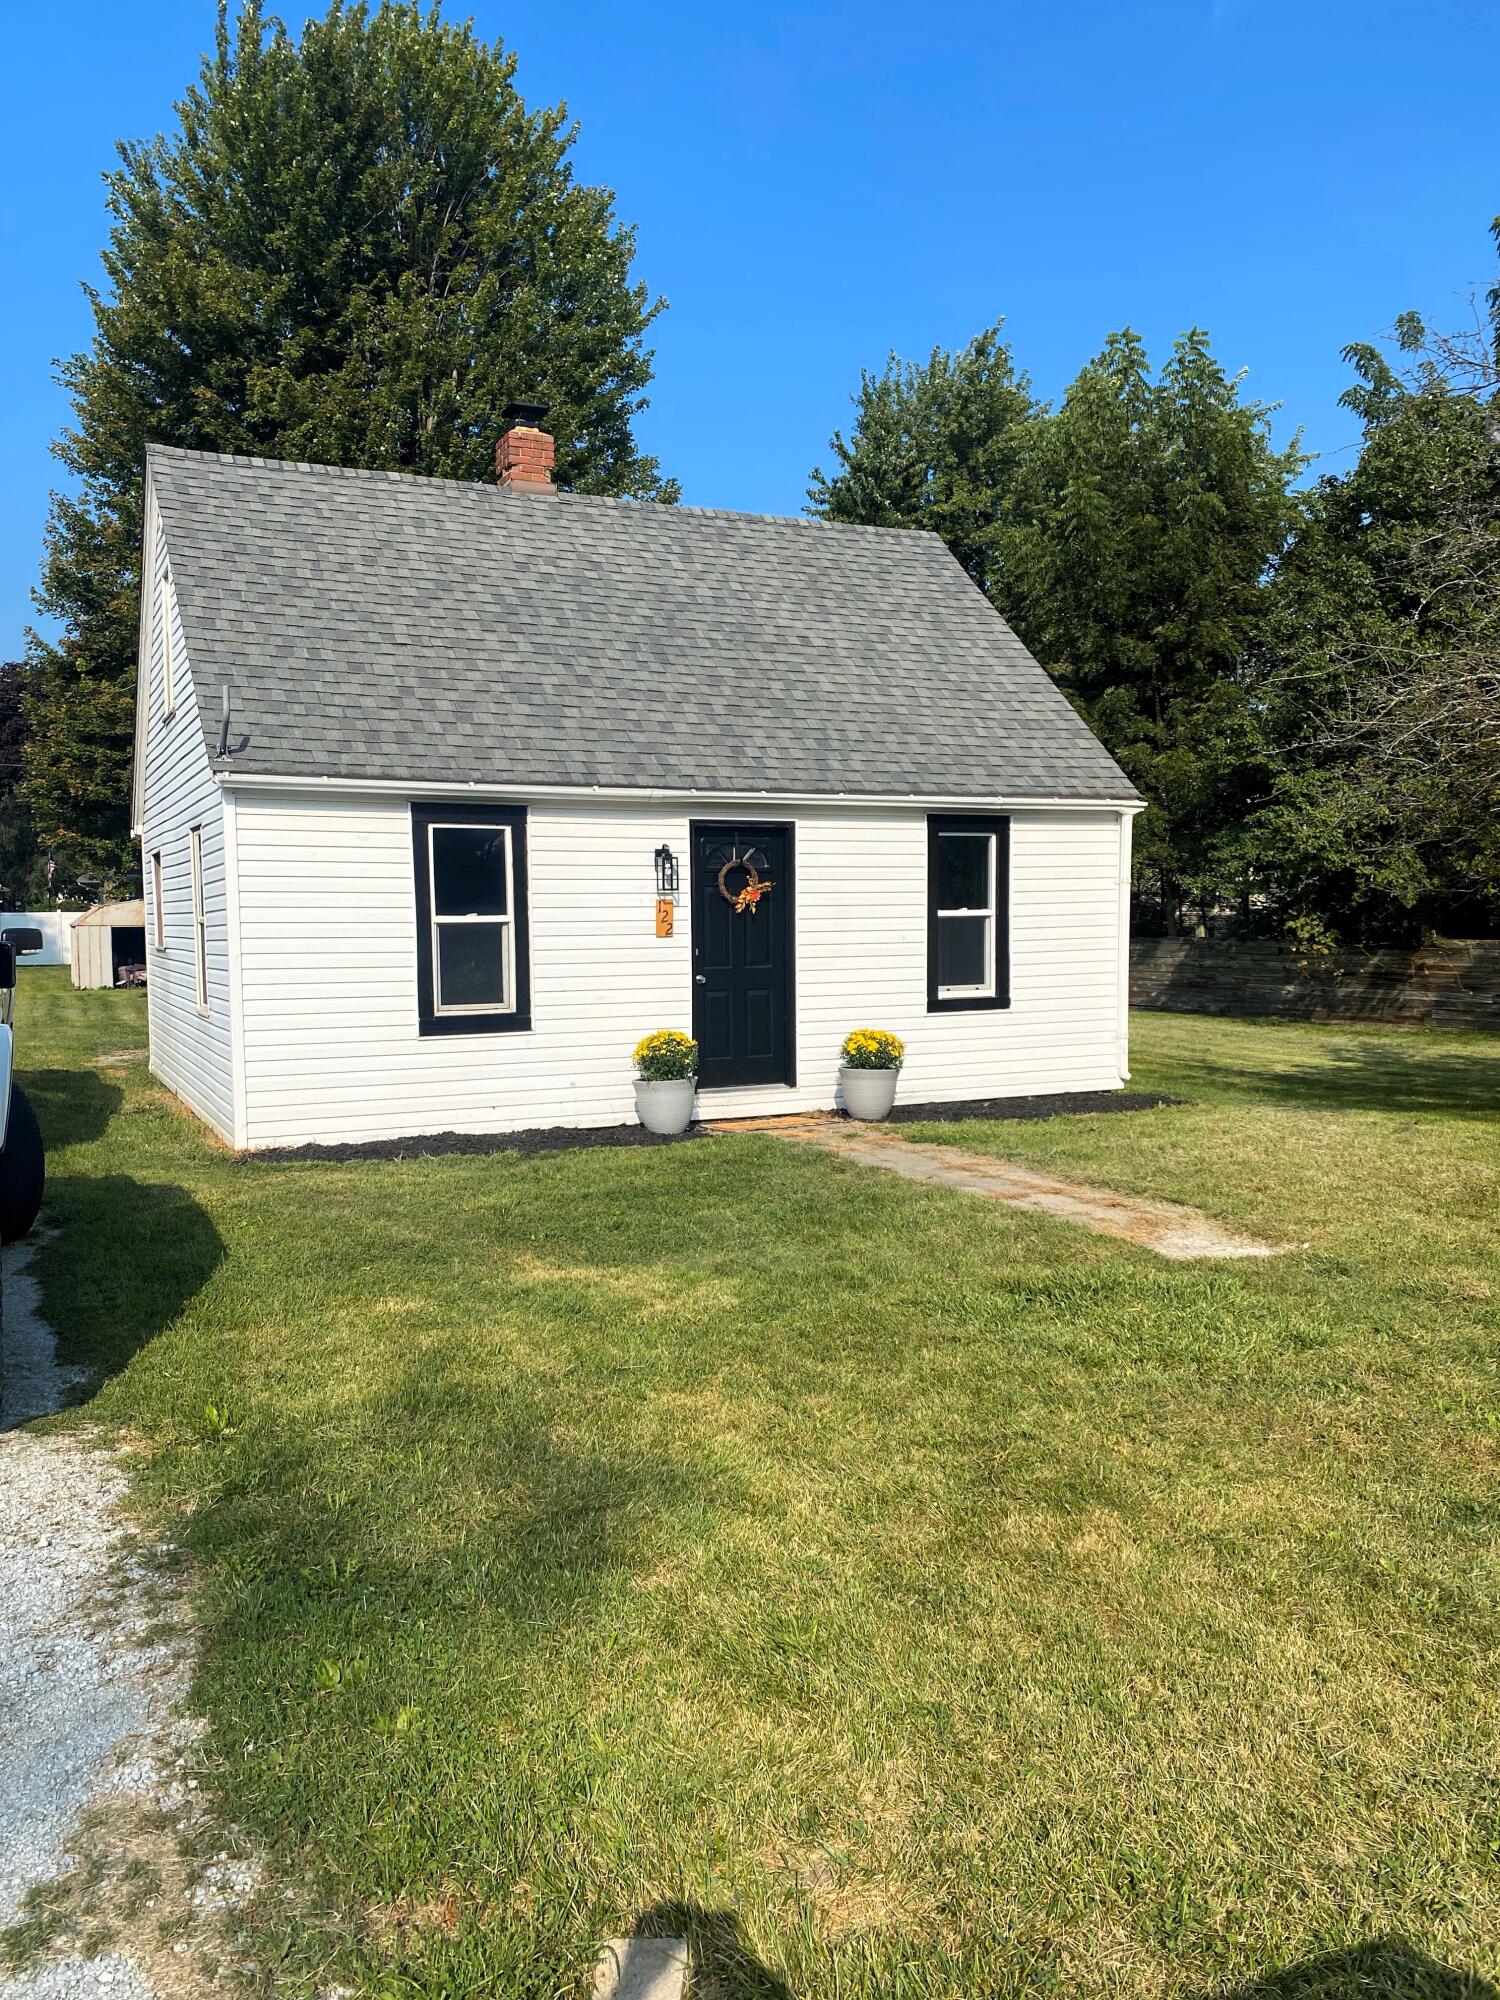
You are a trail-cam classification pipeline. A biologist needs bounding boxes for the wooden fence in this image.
[1130,937,1500,1032]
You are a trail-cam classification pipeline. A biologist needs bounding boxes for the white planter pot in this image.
[840,1064,899,1120]
[633,1076,697,1135]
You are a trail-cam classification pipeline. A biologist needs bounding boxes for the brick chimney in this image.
[496,400,555,495]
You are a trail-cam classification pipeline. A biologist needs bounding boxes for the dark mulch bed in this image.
[886,1089,1179,1125]
[246,1091,1177,1164]
[246,1122,713,1165]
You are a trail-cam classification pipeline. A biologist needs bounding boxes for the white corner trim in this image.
[1117,807,1134,1081]
[129,477,160,839]
[221,788,250,1149]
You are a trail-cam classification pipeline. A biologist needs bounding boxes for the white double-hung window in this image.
[927,815,1010,1011]
[412,805,531,1035]
[429,822,515,1013]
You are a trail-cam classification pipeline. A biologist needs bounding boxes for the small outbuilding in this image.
[71,902,148,990]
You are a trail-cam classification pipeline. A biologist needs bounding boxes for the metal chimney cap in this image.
[501,400,550,430]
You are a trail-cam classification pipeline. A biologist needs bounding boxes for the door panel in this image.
[692,824,794,1090]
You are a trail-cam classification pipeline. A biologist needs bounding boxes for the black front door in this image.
[691,823,794,1091]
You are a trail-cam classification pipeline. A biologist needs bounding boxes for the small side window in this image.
[927,814,1010,1012]
[151,852,165,951]
[159,571,176,719]
[189,826,207,1012]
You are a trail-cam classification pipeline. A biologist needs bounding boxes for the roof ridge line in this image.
[143,441,928,539]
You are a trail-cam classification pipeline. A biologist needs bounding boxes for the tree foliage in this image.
[1241,311,1500,938]
[807,324,1040,600]
[1000,329,1305,926]
[812,260,1500,943]
[24,0,675,886]
[811,325,1305,930]
[0,661,52,907]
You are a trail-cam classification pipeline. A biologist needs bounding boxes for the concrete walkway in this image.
[712,1115,1276,1261]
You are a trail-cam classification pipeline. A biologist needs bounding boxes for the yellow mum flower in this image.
[840,1028,904,1071]
[633,1029,699,1080]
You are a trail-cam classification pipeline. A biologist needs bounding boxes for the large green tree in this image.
[812,325,1304,929]
[1240,294,1500,942]
[807,323,1041,600]
[1000,329,1305,929]
[25,0,675,885]
[0,661,51,908]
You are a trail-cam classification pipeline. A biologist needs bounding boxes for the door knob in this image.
[694,974,706,985]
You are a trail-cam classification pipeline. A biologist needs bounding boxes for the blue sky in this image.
[2,0,1496,661]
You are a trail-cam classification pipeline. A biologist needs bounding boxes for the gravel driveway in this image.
[0,1242,248,1998]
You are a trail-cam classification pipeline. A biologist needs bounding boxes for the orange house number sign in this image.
[655,897,675,939]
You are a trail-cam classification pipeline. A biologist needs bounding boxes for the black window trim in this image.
[412,802,532,1036]
[926,813,1011,1013]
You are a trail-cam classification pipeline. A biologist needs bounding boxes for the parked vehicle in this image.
[0,928,45,1251]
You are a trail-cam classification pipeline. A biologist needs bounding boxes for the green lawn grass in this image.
[11,969,1500,1998]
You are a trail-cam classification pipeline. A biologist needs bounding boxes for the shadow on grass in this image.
[617,1919,1498,2000]
[187,1389,694,1630]
[1207,1937,1498,1999]
[1162,1035,1500,1119]
[168,1370,729,1991]
[18,1067,121,1148]
[634,1901,791,1998]
[36,1173,225,1383]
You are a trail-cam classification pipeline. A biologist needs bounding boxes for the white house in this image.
[130,407,1142,1152]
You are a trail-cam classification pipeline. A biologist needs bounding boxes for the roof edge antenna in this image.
[217,685,232,757]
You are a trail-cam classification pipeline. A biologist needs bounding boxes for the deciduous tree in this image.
[25,0,675,884]
[1244,291,1500,941]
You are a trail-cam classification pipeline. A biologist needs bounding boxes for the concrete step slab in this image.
[592,1935,689,2000]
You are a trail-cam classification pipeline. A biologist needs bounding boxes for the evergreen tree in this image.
[1000,329,1305,929]
[0,662,50,907]
[25,0,675,885]
[807,324,1040,599]
[813,326,1303,928]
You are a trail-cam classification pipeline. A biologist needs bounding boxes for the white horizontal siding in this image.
[137,497,235,1143]
[232,790,1128,1150]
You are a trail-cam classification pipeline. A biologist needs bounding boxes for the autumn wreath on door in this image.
[717,850,775,916]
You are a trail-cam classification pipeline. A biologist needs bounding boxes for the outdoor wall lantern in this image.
[654,844,680,896]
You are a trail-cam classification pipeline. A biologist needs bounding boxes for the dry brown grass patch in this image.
[1,1798,256,1998]
[365,1882,493,1951]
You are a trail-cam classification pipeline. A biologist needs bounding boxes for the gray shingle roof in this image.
[147,444,1137,801]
